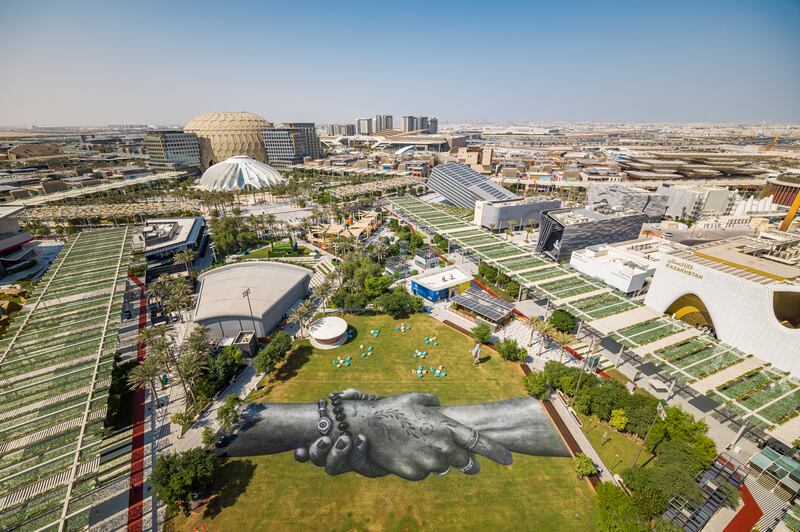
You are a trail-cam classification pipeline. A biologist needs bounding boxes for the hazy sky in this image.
[1,0,798,126]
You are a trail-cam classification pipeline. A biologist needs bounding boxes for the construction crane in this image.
[779,192,800,232]
[760,132,780,152]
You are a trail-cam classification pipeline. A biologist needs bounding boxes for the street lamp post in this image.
[242,288,257,335]
[569,357,589,408]
[631,401,666,468]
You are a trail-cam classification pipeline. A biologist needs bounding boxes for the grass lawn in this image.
[246,242,311,259]
[169,313,596,531]
[577,413,653,475]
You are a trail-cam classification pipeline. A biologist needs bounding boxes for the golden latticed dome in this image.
[184,111,272,169]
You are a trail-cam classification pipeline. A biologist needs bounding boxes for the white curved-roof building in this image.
[197,156,285,191]
[308,316,348,348]
[644,235,800,376]
[184,111,272,169]
[194,262,311,338]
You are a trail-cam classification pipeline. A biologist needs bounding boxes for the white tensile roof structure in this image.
[197,155,285,191]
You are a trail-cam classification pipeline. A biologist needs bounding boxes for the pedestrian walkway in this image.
[171,362,262,452]
[547,392,615,484]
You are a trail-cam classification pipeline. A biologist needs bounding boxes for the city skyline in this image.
[0,0,798,126]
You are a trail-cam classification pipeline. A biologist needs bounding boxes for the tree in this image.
[127,356,162,406]
[177,350,209,402]
[217,394,244,431]
[471,322,492,345]
[646,406,717,467]
[254,332,293,374]
[551,331,576,363]
[139,324,194,404]
[523,371,549,399]
[173,248,196,273]
[548,309,577,334]
[201,426,215,447]
[375,286,423,319]
[534,318,555,356]
[184,325,211,359]
[149,448,216,515]
[527,316,551,348]
[478,263,498,283]
[622,466,670,522]
[363,274,392,300]
[314,278,335,315]
[202,345,243,394]
[288,299,316,337]
[495,338,527,362]
[171,411,194,429]
[610,408,629,431]
[595,483,646,532]
[164,290,192,322]
[574,453,597,477]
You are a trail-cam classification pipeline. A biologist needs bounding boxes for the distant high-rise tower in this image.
[356,118,374,135]
[263,122,324,165]
[144,130,201,170]
[283,123,324,159]
[401,115,436,133]
[375,114,393,132]
[326,124,355,136]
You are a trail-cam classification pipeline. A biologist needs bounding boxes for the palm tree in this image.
[177,349,209,399]
[264,214,279,247]
[128,355,162,407]
[146,276,173,313]
[289,299,316,337]
[527,316,551,348]
[552,331,576,364]
[164,291,192,322]
[372,241,389,264]
[536,318,555,356]
[184,325,210,357]
[138,324,194,403]
[506,219,518,240]
[173,248,196,274]
[314,279,334,316]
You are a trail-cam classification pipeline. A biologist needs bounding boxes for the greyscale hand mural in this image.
[215,388,569,481]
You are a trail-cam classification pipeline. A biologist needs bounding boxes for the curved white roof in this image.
[308,316,348,341]
[395,145,415,155]
[197,156,285,191]
[194,262,311,322]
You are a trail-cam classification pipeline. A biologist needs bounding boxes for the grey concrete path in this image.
[548,392,616,484]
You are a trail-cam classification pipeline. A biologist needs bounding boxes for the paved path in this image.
[548,392,615,483]
[171,362,262,452]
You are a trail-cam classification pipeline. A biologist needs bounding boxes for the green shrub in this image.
[149,448,216,514]
[375,286,424,319]
[523,372,549,399]
[254,332,292,374]
[471,322,492,344]
[595,483,646,532]
[549,309,577,333]
[610,409,628,431]
[574,453,597,477]
[495,338,527,362]
[201,426,215,446]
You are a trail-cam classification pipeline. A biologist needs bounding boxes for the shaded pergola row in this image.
[0,227,133,531]
[384,196,800,446]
